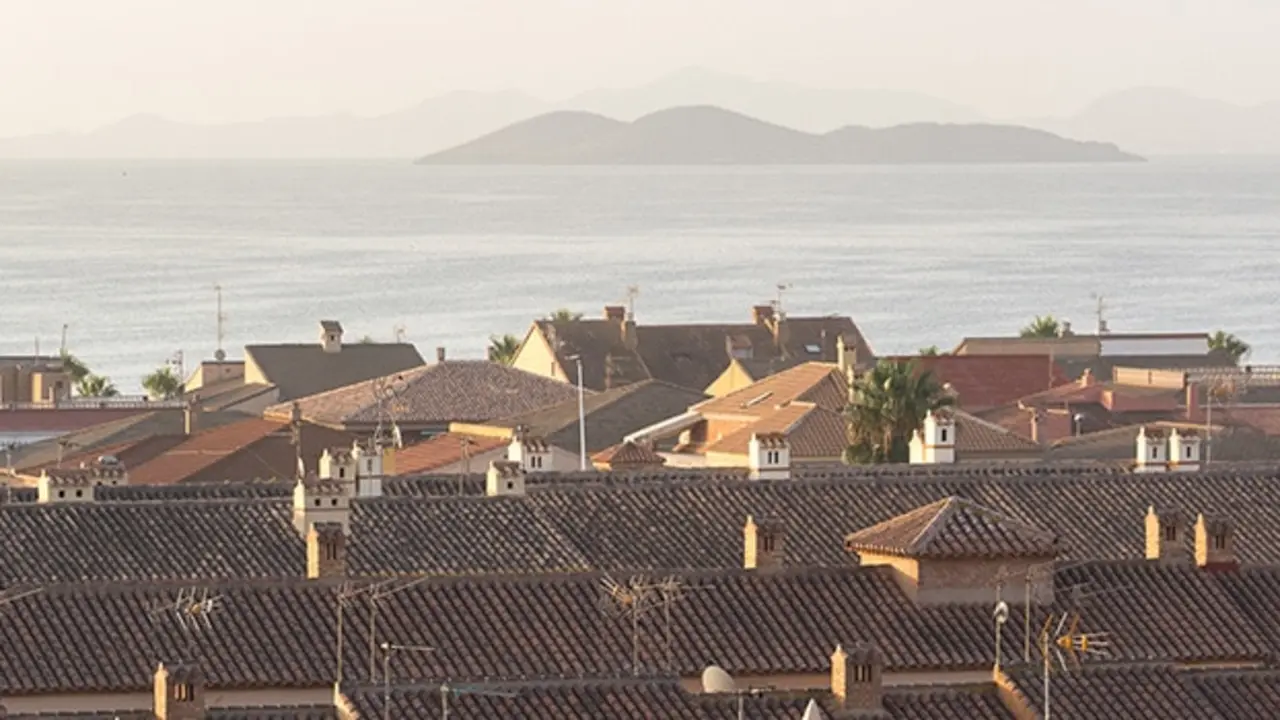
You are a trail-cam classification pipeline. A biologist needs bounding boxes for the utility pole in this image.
[215,284,227,360]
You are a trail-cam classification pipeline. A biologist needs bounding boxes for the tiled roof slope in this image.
[1005,664,1226,720]
[266,361,581,429]
[536,313,873,393]
[0,562,1271,696]
[388,432,509,475]
[244,342,424,402]
[19,434,186,475]
[0,500,302,583]
[9,464,1280,583]
[883,354,1069,411]
[126,418,355,485]
[11,409,245,471]
[695,363,847,417]
[344,680,1014,720]
[6,709,336,720]
[490,379,709,454]
[845,497,1058,559]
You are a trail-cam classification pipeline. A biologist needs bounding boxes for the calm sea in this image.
[1,160,1277,393]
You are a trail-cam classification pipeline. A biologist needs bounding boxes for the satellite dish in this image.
[801,699,828,720]
[701,665,736,694]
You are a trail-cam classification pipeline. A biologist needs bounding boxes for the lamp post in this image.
[568,354,587,470]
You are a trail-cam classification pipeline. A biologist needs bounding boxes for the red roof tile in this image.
[390,432,509,475]
[883,355,1070,411]
[0,408,152,433]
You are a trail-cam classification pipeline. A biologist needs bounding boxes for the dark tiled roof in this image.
[1005,664,1226,720]
[244,342,424,402]
[12,409,245,471]
[490,379,709,455]
[1190,670,1280,720]
[845,497,1058,559]
[0,561,1272,696]
[953,412,1042,456]
[535,313,873,393]
[0,408,150,434]
[883,355,1069,411]
[7,709,336,720]
[126,418,356,485]
[20,434,187,475]
[267,361,581,429]
[593,440,666,467]
[0,499,302,583]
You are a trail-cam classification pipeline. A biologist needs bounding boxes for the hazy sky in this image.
[3,0,1277,136]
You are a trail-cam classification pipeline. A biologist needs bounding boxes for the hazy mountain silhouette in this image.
[1034,87,1280,156]
[417,106,1142,165]
[562,66,983,131]
[0,68,981,159]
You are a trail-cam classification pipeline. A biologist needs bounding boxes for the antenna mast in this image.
[59,324,68,356]
[214,284,227,360]
[625,285,640,320]
[773,283,793,317]
[1090,293,1108,335]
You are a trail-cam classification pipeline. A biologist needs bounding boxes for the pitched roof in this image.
[266,361,581,429]
[125,418,356,485]
[244,342,424,402]
[487,379,709,454]
[0,560,1273,696]
[389,432,510,475]
[534,312,873,392]
[592,440,667,468]
[704,403,848,459]
[11,409,246,471]
[0,407,153,434]
[882,355,1069,411]
[695,363,847,418]
[953,411,1043,456]
[845,497,1058,559]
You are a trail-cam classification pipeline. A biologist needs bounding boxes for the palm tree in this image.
[547,308,583,323]
[76,374,119,398]
[59,350,90,383]
[1208,331,1251,364]
[1019,315,1061,338]
[844,359,954,464]
[488,334,522,365]
[358,335,376,344]
[141,366,183,400]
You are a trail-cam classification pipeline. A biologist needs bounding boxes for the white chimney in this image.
[1135,427,1169,473]
[1168,429,1202,472]
[486,460,526,497]
[319,321,343,354]
[747,433,790,480]
[909,409,956,464]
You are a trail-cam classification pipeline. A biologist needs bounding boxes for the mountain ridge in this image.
[417,105,1142,165]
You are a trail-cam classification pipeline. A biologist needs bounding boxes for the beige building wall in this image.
[705,361,757,397]
[510,326,569,383]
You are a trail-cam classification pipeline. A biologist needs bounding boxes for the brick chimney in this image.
[154,662,205,720]
[1194,513,1237,572]
[436,347,446,363]
[604,305,626,322]
[1185,382,1201,421]
[306,522,346,579]
[743,514,785,570]
[1145,506,1187,564]
[830,643,883,717]
[751,305,775,326]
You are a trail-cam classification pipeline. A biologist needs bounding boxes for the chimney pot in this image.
[751,305,775,326]
[1194,512,1237,572]
[436,346,446,363]
[153,662,205,720]
[1145,505,1187,564]
[831,642,883,715]
[604,305,626,322]
[306,522,347,579]
[743,514,785,570]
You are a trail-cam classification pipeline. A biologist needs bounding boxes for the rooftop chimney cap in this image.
[436,346,446,363]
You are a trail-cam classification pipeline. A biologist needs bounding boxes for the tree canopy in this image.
[141,366,183,400]
[845,359,954,464]
[548,308,583,323]
[1019,315,1062,338]
[76,374,119,398]
[488,334,522,365]
[1208,331,1251,364]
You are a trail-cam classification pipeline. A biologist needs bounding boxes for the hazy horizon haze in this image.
[4,0,1279,137]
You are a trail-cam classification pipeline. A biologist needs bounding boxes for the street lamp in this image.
[567,354,587,470]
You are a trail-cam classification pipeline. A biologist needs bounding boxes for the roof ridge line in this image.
[907,497,959,552]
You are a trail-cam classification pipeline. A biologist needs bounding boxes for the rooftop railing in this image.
[1,396,186,411]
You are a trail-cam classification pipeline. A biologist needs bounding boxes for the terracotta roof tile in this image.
[0,408,151,434]
[696,363,847,419]
[592,440,667,468]
[883,355,1069,411]
[845,497,1058,559]
[390,432,509,475]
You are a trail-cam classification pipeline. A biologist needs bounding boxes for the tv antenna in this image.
[392,324,408,344]
[773,283,793,316]
[379,640,437,720]
[370,373,409,452]
[59,324,69,356]
[624,285,640,320]
[598,574,713,675]
[214,284,228,361]
[1089,292,1108,335]
[439,683,519,720]
[364,575,436,683]
[151,586,224,662]
[3,441,18,475]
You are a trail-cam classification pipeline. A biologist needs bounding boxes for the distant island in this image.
[416,106,1144,165]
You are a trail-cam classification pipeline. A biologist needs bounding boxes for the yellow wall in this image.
[705,360,758,397]
[510,325,569,383]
